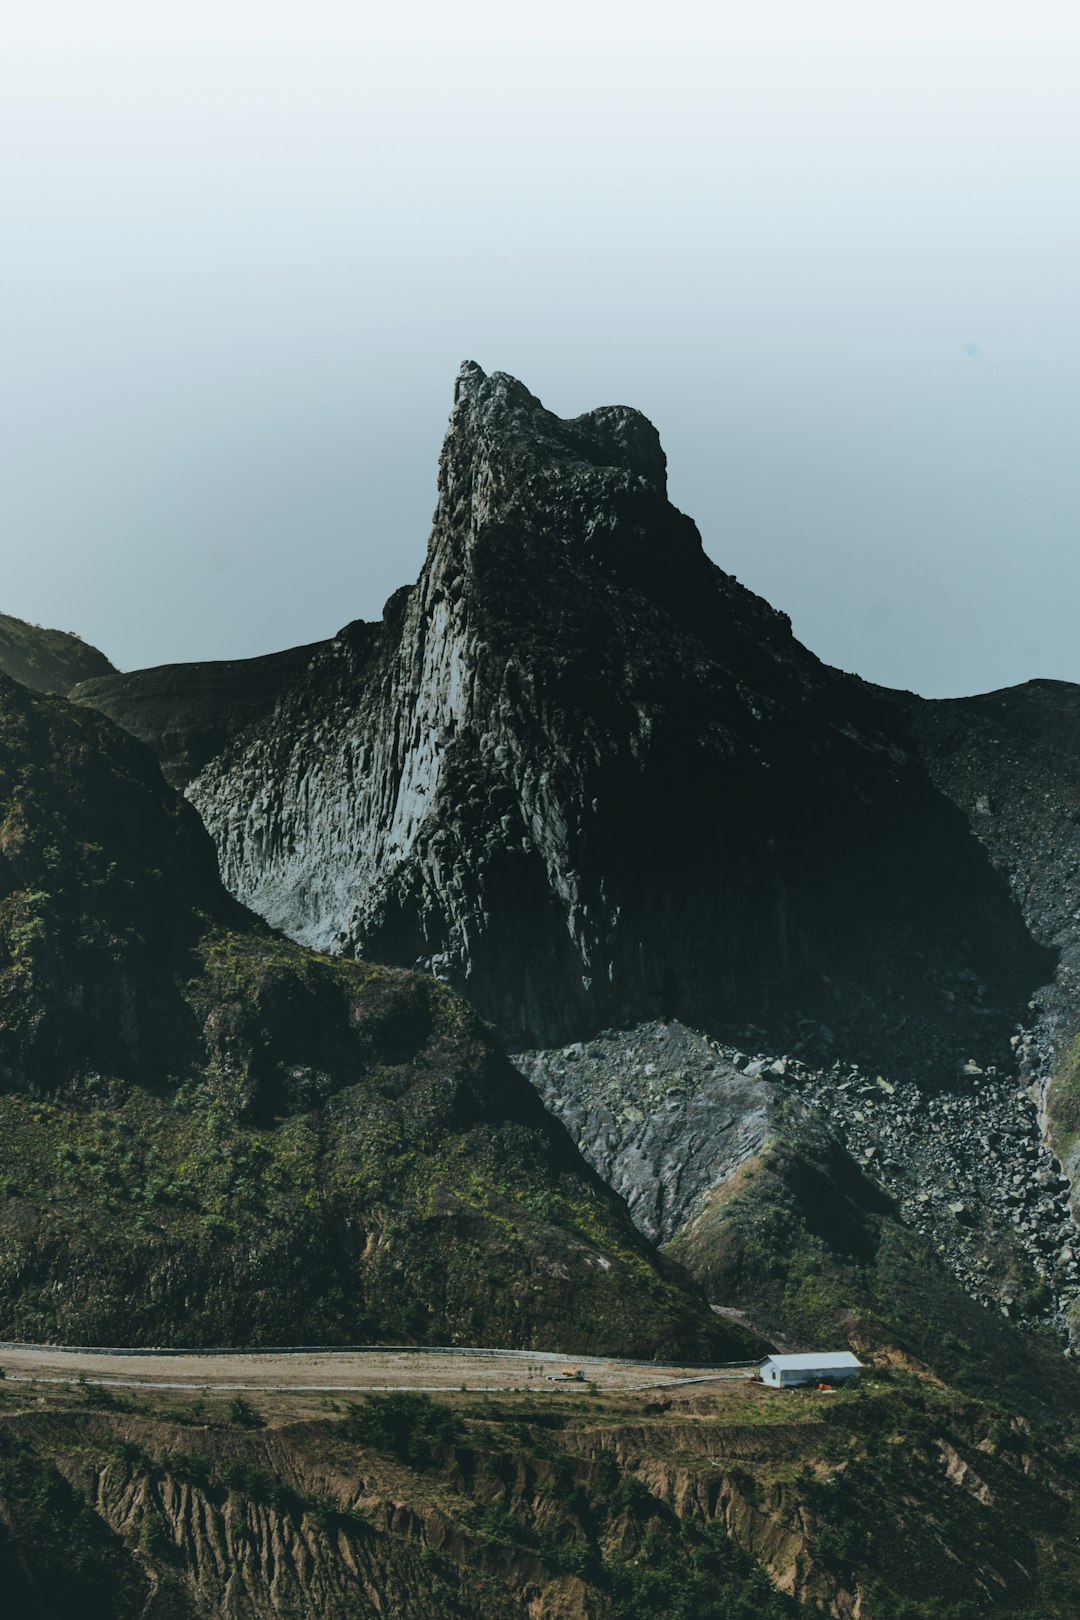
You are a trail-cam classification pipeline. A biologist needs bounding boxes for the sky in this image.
[2,2,1078,697]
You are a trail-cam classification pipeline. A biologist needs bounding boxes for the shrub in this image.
[302,1490,340,1525]
[604,1519,795,1619]
[158,1450,210,1488]
[138,1508,171,1560]
[226,1395,264,1429]
[342,1392,461,1466]
[108,1439,152,1473]
[220,1460,274,1499]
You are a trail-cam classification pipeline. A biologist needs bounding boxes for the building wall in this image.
[779,1368,858,1386]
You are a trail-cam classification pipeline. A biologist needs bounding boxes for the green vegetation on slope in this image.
[0,671,740,1357]
[342,1392,463,1465]
[1048,1032,1080,1173]
[668,1111,1080,1424]
[0,1430,150,1619]
[0,611,114,696]
[0,932,735,1352]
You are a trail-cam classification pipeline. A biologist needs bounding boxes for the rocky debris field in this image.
[514,1022,780,1245]
[516,1019,1080,1346]
[760,1029,1080,1341]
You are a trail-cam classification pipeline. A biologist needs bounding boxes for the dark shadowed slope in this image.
[900,682,1080,1174]
[0,611,115,694]
[71,641,324,789]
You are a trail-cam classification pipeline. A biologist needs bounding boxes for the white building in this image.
[758,1352,863,1388]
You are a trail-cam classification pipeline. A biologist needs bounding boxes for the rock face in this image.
[184,363,1047,1076]
[0,669,739,1358]
[0,610,114,694]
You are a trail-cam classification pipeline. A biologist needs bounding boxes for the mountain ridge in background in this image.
[0,610,115,694]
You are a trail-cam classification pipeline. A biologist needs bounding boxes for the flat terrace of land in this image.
[0,1342,755,1395]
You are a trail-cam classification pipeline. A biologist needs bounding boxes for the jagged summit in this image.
[452,358,534,408]
[428,361,767,660]
[61,365,1080,1356]
[449,359,668,494]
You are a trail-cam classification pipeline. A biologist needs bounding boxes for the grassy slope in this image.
[0,612,114,696]
[1048,1034,1080,1173]
[667,1111,1080,1426]
[0,673,742,1358]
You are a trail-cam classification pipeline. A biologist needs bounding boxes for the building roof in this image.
[761,1352,863,1370]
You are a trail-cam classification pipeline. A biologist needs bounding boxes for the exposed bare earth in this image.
[0,1342,754,1395]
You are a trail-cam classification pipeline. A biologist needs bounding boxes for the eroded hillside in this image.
[1,1368,1078,1620]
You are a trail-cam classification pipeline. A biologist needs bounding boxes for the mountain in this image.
[149,365,1044,1069]
[70,364,1080,1356]
[902,679,1080,1188]
[10,366,1080,1614]
[0,611,115,694]
[0,669,740,1357]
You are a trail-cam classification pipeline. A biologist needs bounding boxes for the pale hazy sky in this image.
[2,3,1078,696]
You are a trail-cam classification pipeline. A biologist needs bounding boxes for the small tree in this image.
[343,1393,461,1466]
[227,1395,264,1429]
[139,1508,171,1560]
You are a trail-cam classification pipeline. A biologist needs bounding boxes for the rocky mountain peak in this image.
[427,363,754,681]
[452,357,539,414]
[439,360,672,585]
[176,366,1048,1072]
[57,364,1080,1363]
[449,358,668,492]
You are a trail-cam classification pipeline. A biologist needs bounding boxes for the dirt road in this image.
[0,1342,754,1395]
